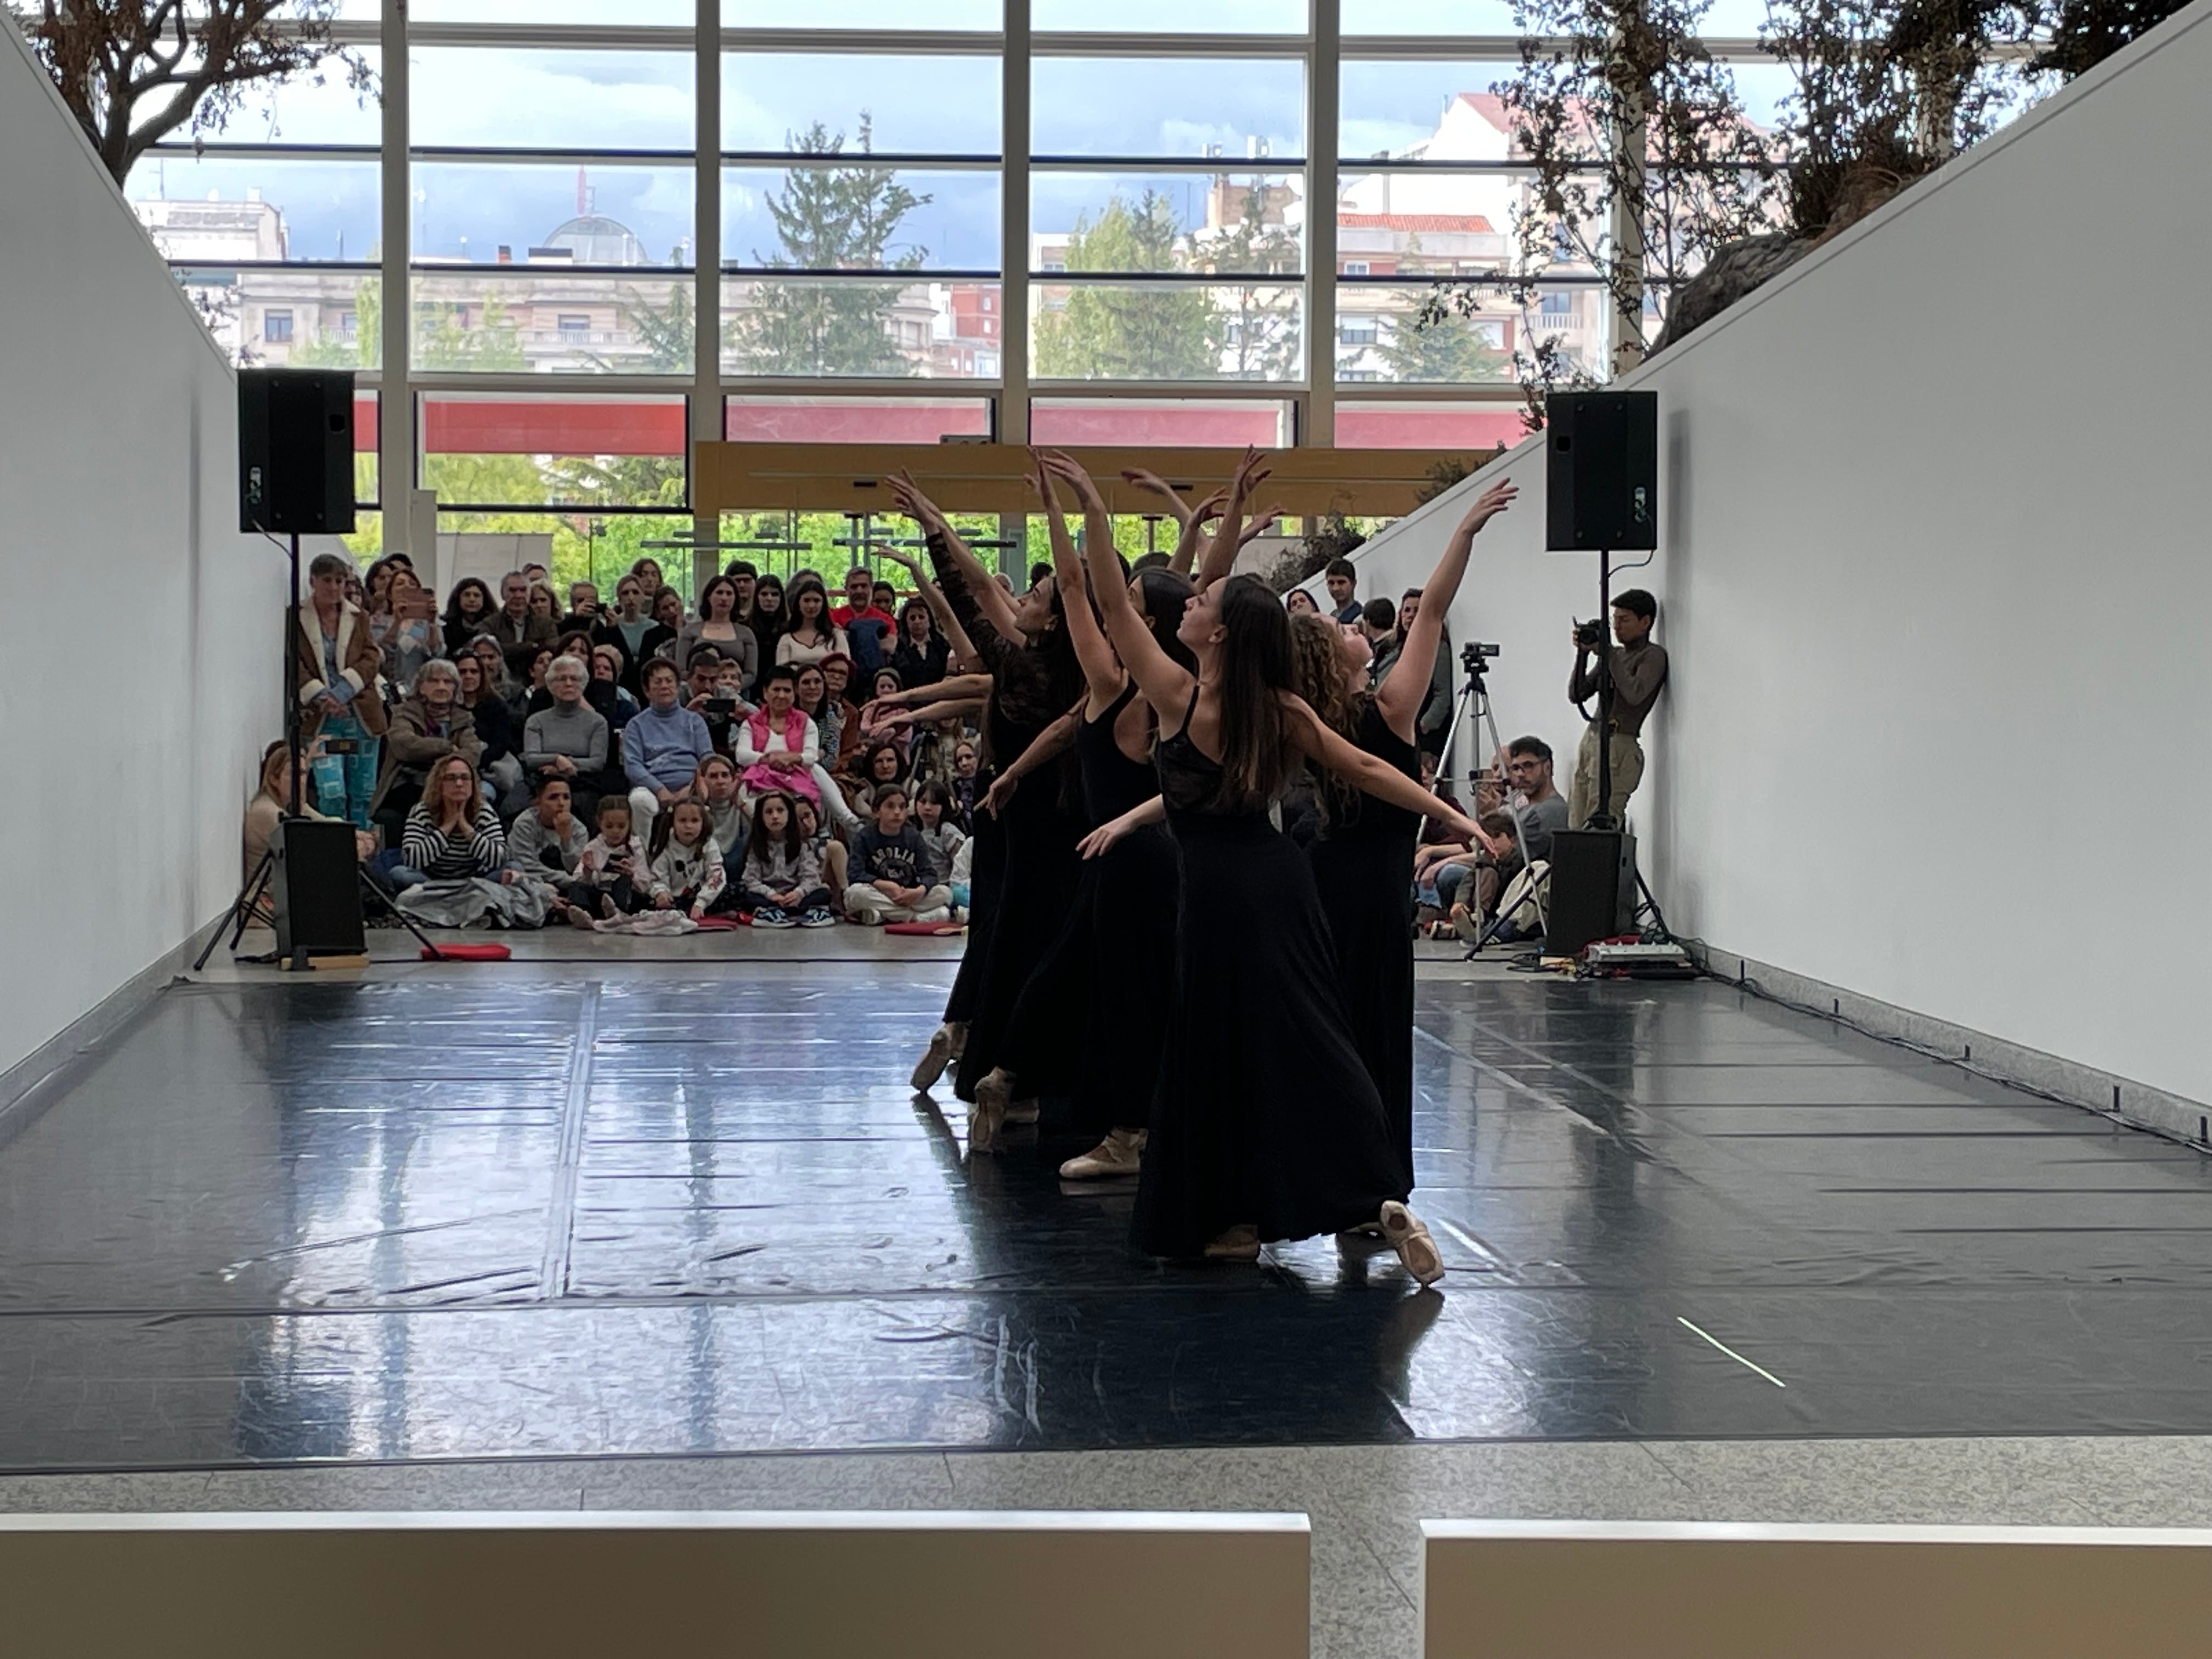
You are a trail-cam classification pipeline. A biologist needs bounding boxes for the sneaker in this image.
[799,906,838,929]
[752,906,795,929]
[911,906,951,925]
[565,904,597,932]
[1450,902,1482,946]
[1060,1127,1146,1181]
[911,1024,957,1091]
[1379,1200,1445,1286]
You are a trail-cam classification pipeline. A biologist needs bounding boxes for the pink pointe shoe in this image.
[1379,1200,1444,1286]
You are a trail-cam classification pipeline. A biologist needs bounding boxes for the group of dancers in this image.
[895,448,1516,1288]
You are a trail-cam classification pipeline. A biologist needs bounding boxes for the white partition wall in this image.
[0,20,274,1088]
[0,1510,1311,1659]
[1423,1520,2212,1658]
[1323,3,2212,1110]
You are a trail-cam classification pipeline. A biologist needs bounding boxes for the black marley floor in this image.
[2,962,2210,1472]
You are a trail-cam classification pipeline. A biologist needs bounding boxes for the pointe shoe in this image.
[911,1025,956,1091]
[1002,1096,1040,1126]
[1204,1224,1261,1262]
[1379,1200,1445,1286]
[970,1067,1012,1153]
[1060,1127,1146,1181]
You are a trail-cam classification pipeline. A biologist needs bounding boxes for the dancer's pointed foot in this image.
[1379,1200,1444,1286]
[1060,1127,1146,1180]
[1204,1224,1261,1262]
[970,1066,1013,1153]
[911,1024,957,1091]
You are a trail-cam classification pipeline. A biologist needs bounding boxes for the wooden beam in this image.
[693,441,1498,520]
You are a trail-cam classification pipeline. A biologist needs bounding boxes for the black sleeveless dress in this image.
[1134,695,1412,1257]
[997,681,1180,1130]
[1305,699,1421,1188]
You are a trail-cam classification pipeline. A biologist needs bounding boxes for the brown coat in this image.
[294,600,388,738]
[370,693,486,813]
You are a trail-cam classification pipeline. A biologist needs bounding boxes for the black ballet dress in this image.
[996,680,1178,1132]
[926,534,1087,1103]
[1305,698,1422,1188]
[1133,693,1413,1258]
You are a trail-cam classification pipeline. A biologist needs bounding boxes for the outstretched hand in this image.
[1039,449,1107,511]
[981,772,1019,818]
[885,470,945,529]
[1077,820,1128,860]
[1458,479,1518,537]
[1189,487,1231,526]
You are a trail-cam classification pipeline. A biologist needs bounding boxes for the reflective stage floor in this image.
[3,956,2209,1473]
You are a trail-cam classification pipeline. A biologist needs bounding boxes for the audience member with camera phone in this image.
[1567,588,1668,828]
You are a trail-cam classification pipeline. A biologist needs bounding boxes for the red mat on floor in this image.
[422,943,511,961]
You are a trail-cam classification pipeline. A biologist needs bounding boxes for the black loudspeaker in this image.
[239,369,356,534]
[1545,391,1657,551]
[272,817,365,960]
[1545,827,1637,958]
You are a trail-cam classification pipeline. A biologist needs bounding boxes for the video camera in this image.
[1460,641,1501,673]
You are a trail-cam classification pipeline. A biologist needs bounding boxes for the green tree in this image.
[1197,179,1302,382]
[1033,191,1218,381]
[731,117,929,377]
[600,284,695,374]
[1376,310,1512,383]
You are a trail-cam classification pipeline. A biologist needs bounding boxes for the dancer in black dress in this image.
[970,455,1198,1167]
[885,472,1086,1115]
[1293,481,1516,1186]
[1064,449,1482,1284]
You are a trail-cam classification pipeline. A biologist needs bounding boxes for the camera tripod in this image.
[1433,643,1545,957]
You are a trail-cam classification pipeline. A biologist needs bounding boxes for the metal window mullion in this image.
[1304,0,1339,447]
[1000,0,1031,456]
[380,0,414,556]
[694,0,722,578]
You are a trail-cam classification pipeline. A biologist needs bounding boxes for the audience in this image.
[485,570,558,659]
[890,597,950,689]
[748,573,786,665]
[735,664,821,809]
[832,567,896,676]
[843,786,951,925]
[455,651,524,815]
[374,566,443,694]
[373,656,482,830]
[387,754,505,890]
[508,772,590,883]
[621,658,716,845]
[690,752,749,895]
[606,574,656,665]
[676,575,761,696]
[777,574,848,670]
[638,585,687,670]
[565,795,649,926]
[522,656,613,815]
[1285,588,1320,616]
[295,551,388,829]
[735,791,834,929]
[647,797,728,920]
[590,644,640,729]
[1325,557,1361,624]
[242,741,375,907]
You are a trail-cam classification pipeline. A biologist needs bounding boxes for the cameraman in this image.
[1567,588,1667,828]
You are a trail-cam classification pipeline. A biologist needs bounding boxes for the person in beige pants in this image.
[1566,588,1668,829]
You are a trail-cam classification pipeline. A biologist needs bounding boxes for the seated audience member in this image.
[793,795,847,905]
[777,574,849,671]
[890,597,950,689]
[911,779,966,876]
[637,584,687,672]
[947,827,974,916]
[733,791,834,929]
[455,650,525,816]
[1501,734,1568,861]
[384,754,505,891]
[725,560,759,629]
[844,786,951,925]
[747,573,785,668]
[947,738,982,827]
[675,575,761,696]
[507,644,554,725]
[507,773,589,887]
[1325,556,1361,624]
[714,655,751,713]
[560,580,602,635]
[627,555,664,604]
[606,575,656,666]
[526,581,561,638]
[831,567,895,676]
[523,656,613,813]
[682,648,748,757]
[485,569,559,658]
[295,550,388,830]
[844,742,907,816]
[690,753,748,900]
[242,742,375,913]
[442,577,497,647]
[735,664,822,809]
[646,797,727,920]
[620,657,715,845]
[376,567,443,694]
[562,795,649,926]
[464,634,514,705]
[523,631,599,716]
[373,657,483,830]
[794,663,842,759]
[872,578,899,616]
[590,645,640,730]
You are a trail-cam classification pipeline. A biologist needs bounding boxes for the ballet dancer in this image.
[1293,480,1516,1186]
[1063,448,1484,1285]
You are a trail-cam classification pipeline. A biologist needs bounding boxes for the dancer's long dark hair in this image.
[1137,568,1198,675]
[1211,575,1298,812]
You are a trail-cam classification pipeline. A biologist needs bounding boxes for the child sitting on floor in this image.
[647,797,727,921]
[735,791,835,930]
[844,785,951,926]
[565,795,648,927]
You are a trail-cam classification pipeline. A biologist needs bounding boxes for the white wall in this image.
[1325,2,2212,1107]
[0,21,277,1080]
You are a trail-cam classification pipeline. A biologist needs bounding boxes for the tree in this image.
[1375,310,1512,383]
[1034,191,1218,381]
[1197,178,1303,382]
[2032,0,2190,76]
[731,117,929,378]
[603,283,695,375]
[18,1,374,184]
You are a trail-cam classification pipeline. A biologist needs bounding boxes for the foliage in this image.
[1260,516,1365,594]
[1034,193,1217,380]
[18,0,374,183]
[1375,309,1513,385]
[602,284,695,375]
[2030,0,2190,75]
[729,117,928,378]
[1198,180,1304,382]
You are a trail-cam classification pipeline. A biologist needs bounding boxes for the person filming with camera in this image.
[1567,588,1667,828]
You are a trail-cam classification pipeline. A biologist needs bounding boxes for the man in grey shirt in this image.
[1567,587,1669,828]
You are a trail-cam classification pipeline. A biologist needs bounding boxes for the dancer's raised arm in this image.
[1282,693,1481,839]
[885,471,1025,647]
[1169,487,1228,577]
[1376,479,1516,742]
[869,671,991,710]
[1121,467,1197,528]
[1192,447,1272,592]
[1033,453,1126,712]
[1041,450,1194,718]
[873,542,984,676]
